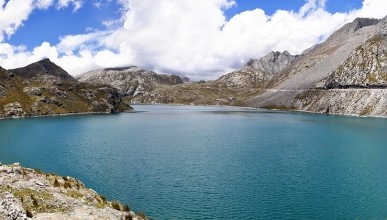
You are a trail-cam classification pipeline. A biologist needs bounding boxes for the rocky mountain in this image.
[216,51,297,87]
[247,16,387,116]
[0,162,146,220]
[77,66,184,97]
[0,59,130,118]
[323,34,387,89]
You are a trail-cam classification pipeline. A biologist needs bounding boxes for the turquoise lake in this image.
[1,105,387,219]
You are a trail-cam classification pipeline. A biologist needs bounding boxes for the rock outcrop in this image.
[324,34,387,89]
[0,163,147,220]
[0,59,131,119]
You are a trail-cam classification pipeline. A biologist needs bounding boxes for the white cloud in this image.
[57,0,83,12]
[0,0,34,41]
[1,0,387,80]
[356,0,387,18]
[0,0,84,43]
[92,0,112,9]
[35,0,54,9]
[57,31,109,53]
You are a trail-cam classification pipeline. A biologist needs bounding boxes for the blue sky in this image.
[8,1,123,50]
[8,0,364,50]
[0,0,386,79]
[225,0,363,18]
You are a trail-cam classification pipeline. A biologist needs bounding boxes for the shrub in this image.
[53,178,60,187]
[111,200,121,211]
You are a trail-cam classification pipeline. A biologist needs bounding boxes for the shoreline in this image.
[130,103,387,119]
[1,103,387,120]
[0,109,134,121]
[0,162,147,220]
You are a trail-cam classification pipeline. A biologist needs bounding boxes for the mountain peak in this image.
[351,17,380,32]
[39,58,51,62]
[10,59,75,81]
[326,17,380,44]
[244,51,296,74]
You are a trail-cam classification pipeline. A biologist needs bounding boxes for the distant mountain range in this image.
[1,15,386,118]
[77,15,387,116]
[76,51,298,106]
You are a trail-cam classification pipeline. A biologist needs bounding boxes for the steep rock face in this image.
[0,59,130,118]
[324,34,387,88]
[292,32,387,116]
[294,89,387,116]
[77,67,184,98]
[247,17,387,116]
[216,51,296,87]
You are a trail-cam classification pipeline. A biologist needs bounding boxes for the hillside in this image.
[246,16,387,116]
[0,59,130,118]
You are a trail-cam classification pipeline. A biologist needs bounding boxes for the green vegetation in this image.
[359,106,373,116]
[127,82,264,107]
[0,186,71,217]
[0,62,131,118]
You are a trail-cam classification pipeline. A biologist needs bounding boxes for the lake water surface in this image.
[1,105,387,219]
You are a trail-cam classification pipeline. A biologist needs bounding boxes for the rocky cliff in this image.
[0,162,146,220]
[324,34,387,89]
[0,59,131,118]
[292,30,387,116]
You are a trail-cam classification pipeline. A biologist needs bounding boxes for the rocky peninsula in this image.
[0,163,147,220]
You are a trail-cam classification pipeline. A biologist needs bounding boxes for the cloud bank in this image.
[0,0,387,80]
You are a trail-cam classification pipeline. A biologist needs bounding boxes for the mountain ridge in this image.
[10,58,76,82]
[216,51,297,87]
[247,16,387,116]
